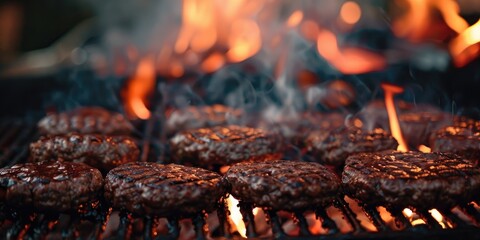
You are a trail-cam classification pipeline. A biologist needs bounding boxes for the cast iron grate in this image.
[0,118,479,240]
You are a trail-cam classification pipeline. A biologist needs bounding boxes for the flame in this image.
[339,1,362,25]
[393,0,469,41]
[123,56,155,119]
[418,145,431,153]
[450,20,480,67]
[227,19,262,63]
[201,52,225,73]
[381,83,408,152]
[286,10,303,28]
[402,208,426,225]
[316,29,386,74]
[429,209,449,229]
[227,195,247,237]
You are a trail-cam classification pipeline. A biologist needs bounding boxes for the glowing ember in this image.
[429,208,449,229]
[418,145,431,153]
[226,195,247,237]
[402,208,426,225]
[316,29,386,74]
[339,1,362,25]
[123,56,155,119]
[381,83,408,152]
[450,19,480,67]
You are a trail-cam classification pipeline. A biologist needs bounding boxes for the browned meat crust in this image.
[169,125,282,168]
[225,160,340,210]
[29,134,139,172]
[104,162,226,216]
[166,105,243,135]
[0,161,103,212]
[38,107,134,135]
[342,150,480,210]
[306,127,398,166]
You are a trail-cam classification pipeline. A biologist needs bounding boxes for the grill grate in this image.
[0,118,480,239]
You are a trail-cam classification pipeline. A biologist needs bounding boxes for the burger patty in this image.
[0,161,103,212]
[260,112,346,147]
[38,107,134,135]
[29,134,140,172]
[166,105,243,136]
[169,125,282,168]
[225,160,340,210]
[104,162,226,216]
[342,150,480,210]
[306,127,398,167]
[430,117,480,162]
[355,100,452,146]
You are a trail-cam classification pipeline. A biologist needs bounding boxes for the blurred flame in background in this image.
[123,55,155,119]
[122,0,480,119]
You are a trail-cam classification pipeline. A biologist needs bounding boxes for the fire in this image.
[429,209,449,228]
[316,29,386,74]
[227,19,262,63]
[450,20,480,67]
[286,10,303,28]
[226,195,247,237]
[402,208,426,225]
[339,1,362,25]
[123,56,155,119]
[381,83,408,152]
[418,145,431,153]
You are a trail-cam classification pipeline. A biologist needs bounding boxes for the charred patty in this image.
[104,162,226,216]
[29,134,139,172]
[430,117,480,162]
[306,127,398,167]
[38,107,134,135]
[166,105,243,136]
[0,161,103,212]
[342,150,480,210]
[169,125,282,168]
[225,160,340,210]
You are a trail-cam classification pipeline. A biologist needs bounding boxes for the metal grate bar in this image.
[362,206,389,231]
[440,208,467,228]
[389,208,412,229]
[461,203,480,225]
[334,198,364,233]
[167,217,180,239]
[417,210,443,229]
[315,207,339,234]
[193,213,207,240]
[294,212,311,236]
[267,210,286,239]
[217,200,231,238]
[239,202,258,238]
[144,217,154,239]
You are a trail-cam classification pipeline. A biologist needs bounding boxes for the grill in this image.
[1,115,480,240]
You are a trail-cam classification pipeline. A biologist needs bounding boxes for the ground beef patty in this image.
[166,105,243,136]
[430,117,480,162]
[0,161,102,212]
[342,150,480,210]
[38,107,134,135]
[355,100,452,146]
[306,127,398,167]
[104,162,226,216]
[169,125,282,168]
[225,160,340,210]
[260,112,346,147]
[29,134,140,172]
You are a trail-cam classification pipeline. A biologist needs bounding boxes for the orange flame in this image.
[226,195,247,237]
[450,20,480,67]
[123,56,155,119]
[340,1,362,25]
[227,19,262,63]
[381,83,408,152]
[316,30,385,74]
[286,10,304,28]
[418,144,431,153]
[402,208,426,225]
